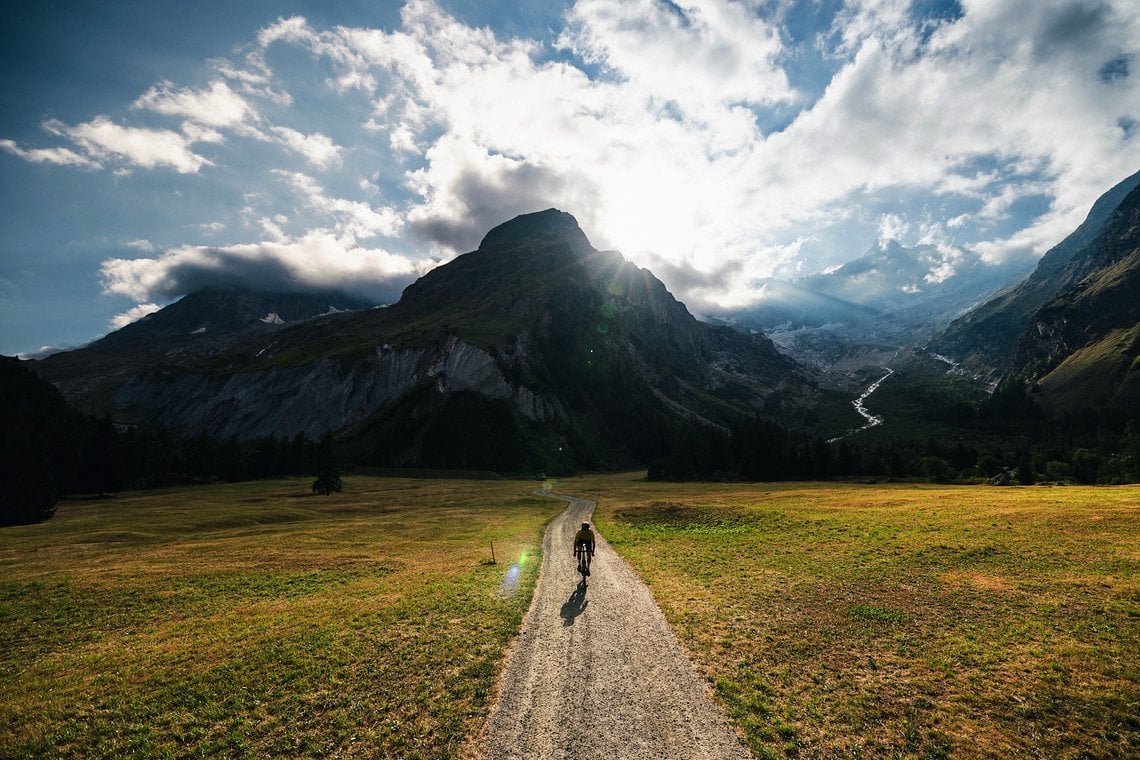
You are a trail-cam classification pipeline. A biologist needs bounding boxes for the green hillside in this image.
[1036,323,1140,412]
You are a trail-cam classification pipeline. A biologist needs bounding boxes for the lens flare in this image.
[500,563,521,596]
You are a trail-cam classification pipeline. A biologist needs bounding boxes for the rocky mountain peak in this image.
[477,208,593,255]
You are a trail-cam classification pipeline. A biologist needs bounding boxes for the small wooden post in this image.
[490,541,497,564]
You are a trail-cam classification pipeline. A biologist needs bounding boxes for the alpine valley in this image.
[19,168,1140,484]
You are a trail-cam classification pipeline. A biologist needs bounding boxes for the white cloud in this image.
[560,0,796,114]
[269,126,344,169]
[111,302,161,329]
[403,134,601,253]
[259,216,288,242]
[17,344,78,360]
[215,54,294,105]
[742,0,1140,258]
[127,239,157,252]
[257,15,313,48]
[0,138,99,168]
[974,221,1071,266]
[923,260,956,285]
[268,0,784,287]
[44,116,212,173]
[823,0,918,56]
[101,230,425,304]
[134,79,257,128]
[275,170,402,240]
[180,122,226,145]
[877,213,910,247]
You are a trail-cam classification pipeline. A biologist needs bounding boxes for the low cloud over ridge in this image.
[101,231,426,310]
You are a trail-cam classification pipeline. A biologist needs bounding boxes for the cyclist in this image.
[574,522,595,576]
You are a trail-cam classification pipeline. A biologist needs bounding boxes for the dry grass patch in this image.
[0,476,560,758]
[572,474,1140,759]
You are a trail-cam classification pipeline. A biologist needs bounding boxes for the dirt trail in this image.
[475,495,750,759]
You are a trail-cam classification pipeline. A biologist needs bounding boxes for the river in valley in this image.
[827,366,895,443]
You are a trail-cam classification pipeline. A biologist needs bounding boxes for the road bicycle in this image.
[574,545,593,582]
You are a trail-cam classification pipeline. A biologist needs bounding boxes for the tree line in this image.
[2,356,338,525]
[650,400,1140,485]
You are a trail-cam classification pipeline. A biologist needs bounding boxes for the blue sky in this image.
[2,0,1138,357]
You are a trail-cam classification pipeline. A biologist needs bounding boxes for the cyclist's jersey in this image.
[574,528,595,553]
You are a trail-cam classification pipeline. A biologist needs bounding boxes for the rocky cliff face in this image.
[112,335,565,440]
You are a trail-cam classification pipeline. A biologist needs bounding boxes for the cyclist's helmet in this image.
[582,522,590,529]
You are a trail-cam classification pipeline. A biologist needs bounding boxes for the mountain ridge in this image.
[932,169,1140,379]
[36,287,374,415]
[1000,181,1140,415]
[36,209,827,472]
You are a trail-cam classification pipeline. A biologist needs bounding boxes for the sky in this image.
[2,0,1138,357]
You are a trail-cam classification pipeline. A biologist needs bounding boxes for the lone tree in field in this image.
[311,433,342,495]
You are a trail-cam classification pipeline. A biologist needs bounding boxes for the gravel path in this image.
[475,495,750,759]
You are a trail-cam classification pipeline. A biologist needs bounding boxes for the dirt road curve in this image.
[475,495,750,759]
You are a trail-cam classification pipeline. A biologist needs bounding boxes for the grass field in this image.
[4,475,1137,758]
[574,474,1140,758]
[0,477,561,759]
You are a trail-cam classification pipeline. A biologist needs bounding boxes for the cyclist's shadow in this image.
[560,580,589,626]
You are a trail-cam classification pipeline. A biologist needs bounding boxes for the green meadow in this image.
[578,475,1140,759]
[2,475,1138,759]
[0,477,559,759]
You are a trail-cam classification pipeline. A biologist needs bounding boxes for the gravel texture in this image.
[474,495,750,759]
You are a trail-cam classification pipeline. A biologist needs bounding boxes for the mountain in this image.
[98,286,373,345]
[36,287,373,414]
[998,180,1140,416]
[36,210,821,472]
[713,239,1033,370]
[800,240,1028,328]
[932,169,1140,380]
